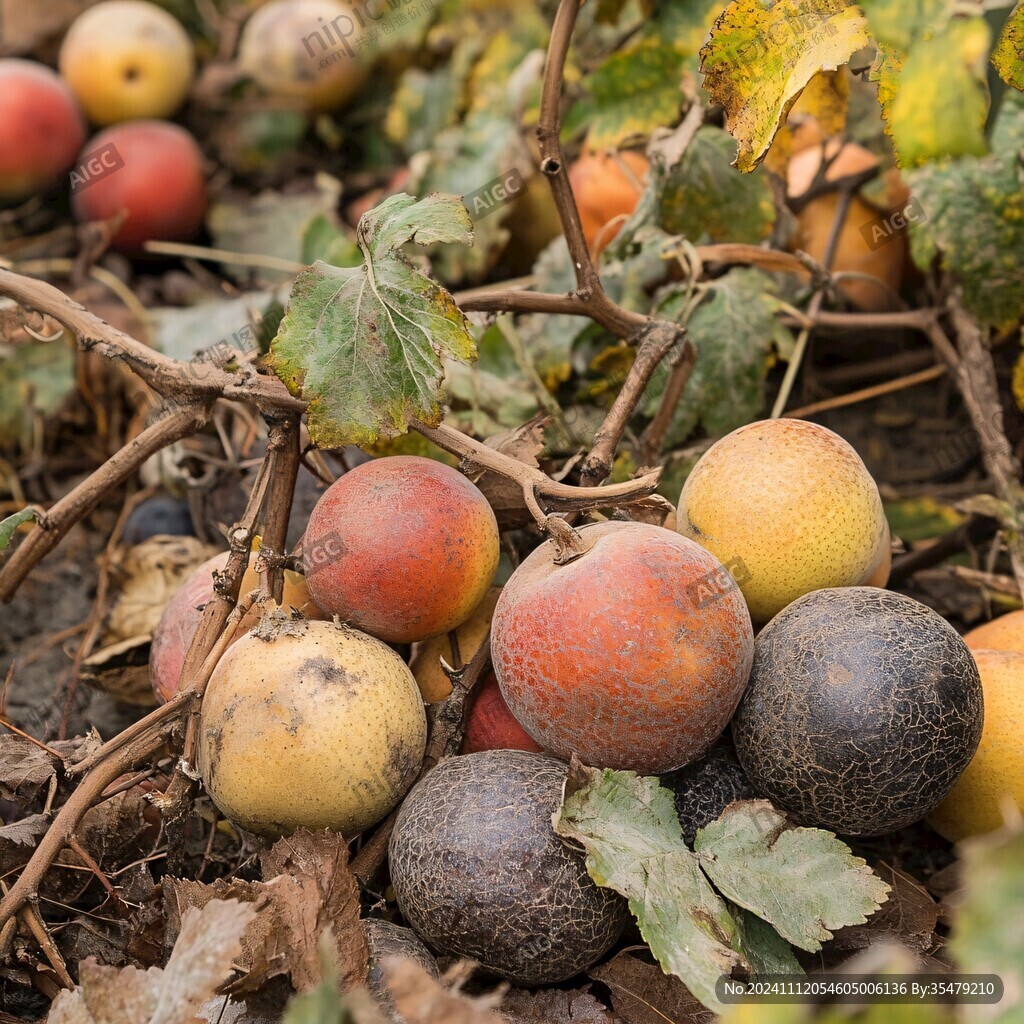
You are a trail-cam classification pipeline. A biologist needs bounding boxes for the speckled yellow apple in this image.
[59,1,195,125]
[678,419,891,624]
[198,618,426,837]
[963,610,1024,654]
[929,649,1023,842]
[238,0,368,112]
[410,586,501,703]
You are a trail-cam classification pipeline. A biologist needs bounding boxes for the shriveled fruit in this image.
[198,618,426,837]
[963,610,1024,654]
[733,588,984,836]
[303,456,499,645]
[492,520,754,774]
[462,673,543,755]
[388,750,628,985]
[150,550,325,703]
[928,650,1024,842]
[678,418,891,624]
[663,743,756,844]
[59,0,195,124]
[410,586,500,703]
[787,140,907,312]
[569,151,648,253]
[238,0,368,112]
[365,919,438,1021]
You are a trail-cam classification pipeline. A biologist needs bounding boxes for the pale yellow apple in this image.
[678,419,891,624]
[929,650,1024,841]
[59,1,195,125]
[963,610,1024,654]
[237,0,368,113]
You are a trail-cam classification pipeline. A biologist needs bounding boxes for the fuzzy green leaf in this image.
[270,193,475,448]
[554,764,747,1012]
[699,0,870,171]
[693,801,891,952]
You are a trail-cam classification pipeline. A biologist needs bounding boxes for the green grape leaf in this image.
[907,89,1024,326]
[733,909,805,977]
[0,508,39,552]
[699,0,870,171]
[0,338,76,447]
[857,0,952,51]
[658,126,776,243]
[269,193,475,448]
[993,0,1024,90]
[870,18,990,167]
[572,41,687,150]
[644,268,788,445]
[554,763,747,1012]
[950,822,1024,1022]
[693,801,891,953]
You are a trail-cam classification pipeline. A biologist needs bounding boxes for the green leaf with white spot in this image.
[693,801,891,952]
[699,0,871,172]
[270,193,475,448]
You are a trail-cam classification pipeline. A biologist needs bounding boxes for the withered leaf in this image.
[590,952,714,1024]
[383,959,505,1024]
[0,735,56,801]
[501,986,613,1023]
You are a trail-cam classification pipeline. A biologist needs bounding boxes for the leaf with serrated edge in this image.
[700,0,868,172]
[693,800,890,952]
[993,1,1024,89]
[554,764,746,1012]
[699,0,870,172]
[270,193,475,448]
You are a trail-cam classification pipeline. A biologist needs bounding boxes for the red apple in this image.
[0,60,86,203]
[462,673,543,755]
[71,120,206,252]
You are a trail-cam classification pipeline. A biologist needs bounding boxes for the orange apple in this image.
[59,1,195,125]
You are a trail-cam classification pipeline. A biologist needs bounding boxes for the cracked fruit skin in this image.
[678,418,891,624]
[71,121,207,252]
[198,619,426,838]
[0,60,86,203]
[59,1,195,124]
[733,588,984,837]
[303,456,500,645]
[491,520,754,774]
[150,550,325,704]
[963,610,1024,654]
[928,650,1024,842]
[238,0,368,112]
[388,750,628,985]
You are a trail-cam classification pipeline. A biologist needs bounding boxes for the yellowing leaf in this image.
[993,0,1024,90]
[270,193,476,448]
[699,0,870,172]
[790,67,849,135]
[871,18,991,167]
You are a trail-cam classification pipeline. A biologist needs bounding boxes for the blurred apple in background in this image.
[59,0,196,125]
[238,0,369,112]
[0,60,87,203]
[569,150,649,255]
[71,121,207,252]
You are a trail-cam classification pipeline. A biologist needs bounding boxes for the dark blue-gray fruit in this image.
[663,743,755,843]
[388,750,628,985]
[732,588,984,836]
[122,495,194,544]
[364,919,437,1023]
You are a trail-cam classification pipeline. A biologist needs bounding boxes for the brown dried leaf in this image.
[501,986,613,1023]
[830,864,939,954]
[383,959,505,1024]
[0,735,56,800]
[589,952,714,1024]
[465,415,549,530]
[47,899,256,1024]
